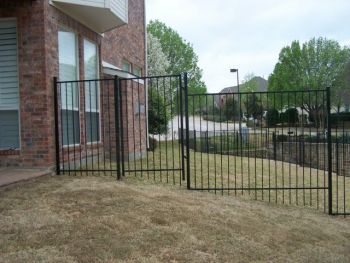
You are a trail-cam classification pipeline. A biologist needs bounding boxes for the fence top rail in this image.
[56,78,114,84]
[55,74,183,84]
[119,74,182,81]
[188,89,327,96]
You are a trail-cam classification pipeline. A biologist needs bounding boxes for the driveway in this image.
[156,115,247,141]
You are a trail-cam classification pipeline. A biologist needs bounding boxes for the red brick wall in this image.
[0,0,49,167]
[0,0,146,169]
[120,80,147,160]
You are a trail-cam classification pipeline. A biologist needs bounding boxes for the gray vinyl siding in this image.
[110,0,128,23]
[0,19,19,149]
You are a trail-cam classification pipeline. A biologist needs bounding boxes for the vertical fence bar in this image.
[114,76,122,180]
[326,86,333,215]
[53,77,61,175]
[65,83,70,175]
[184,73,191,190]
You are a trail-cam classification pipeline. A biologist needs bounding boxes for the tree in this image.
[147,20,207,114]
[146,33,171,135]
[240,73,269,114]
[223,97,240,121]
[339,60,350,112]
[147,33,169,77]
[241,73,258,93]
[245,93,263,119]
[148,87,170,135]
[268,37,350,126]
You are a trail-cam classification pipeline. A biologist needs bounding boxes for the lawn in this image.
[0,175,350,263]
[124,142,350,214]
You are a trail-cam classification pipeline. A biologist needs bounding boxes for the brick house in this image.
[0,0,146,170]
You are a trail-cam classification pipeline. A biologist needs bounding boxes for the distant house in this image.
[214,76,268,108]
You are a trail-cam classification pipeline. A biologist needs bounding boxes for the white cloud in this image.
[146,0,350,92]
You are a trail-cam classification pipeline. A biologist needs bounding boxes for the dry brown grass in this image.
[125,143,350,213]
[0,175,350,263]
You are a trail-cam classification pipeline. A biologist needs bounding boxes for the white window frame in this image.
[0,17,21,150]
[84,38,101,144]
[58,26,80,147]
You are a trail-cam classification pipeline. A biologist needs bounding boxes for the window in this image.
[84,39,100,143]
[133,66,142,77]
[58,29,80,146]
[122,59,131,72]
[0,19,20,149]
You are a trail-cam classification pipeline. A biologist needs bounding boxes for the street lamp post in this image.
[230,68,241,133]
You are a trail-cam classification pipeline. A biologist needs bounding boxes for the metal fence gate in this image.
[54,74,188,183]
[117,74,187,185]
[54,75,349,216]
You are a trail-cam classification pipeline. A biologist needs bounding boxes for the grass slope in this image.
[0,175,349,263]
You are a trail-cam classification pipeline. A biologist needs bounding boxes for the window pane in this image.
[59,30,79,109]
[84,40,98,80]
[60,82,79,110]
[85,81,99,112]
[0,20,20,149]
[133,66,141,77]
[122,60,131,72]
[62,110,80,146]
[84,40,100,143]
[58,29,80,146]
[58,31,77,81]
[84,40,99,111]
[86,112,100,143]
[0,110,19,149]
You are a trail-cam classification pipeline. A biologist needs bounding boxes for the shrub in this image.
[266,108,280,127]
[275,134,288,142]
[202,114,228,122]
[148,88,170,134]
[330,112,350,125]
[281,108,299,124]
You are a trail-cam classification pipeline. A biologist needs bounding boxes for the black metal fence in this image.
[185,89,349,215]
[118,74,187,185]
[54,75,349,216]
[54,78,119,176]
[54,74,187,182]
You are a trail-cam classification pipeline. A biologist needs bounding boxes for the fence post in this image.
[180,75,186,181]
[326,87,333,215]
[53,77,60,175]
[119,77,125,177]
[114,76,122,180]
[184,73,191,190]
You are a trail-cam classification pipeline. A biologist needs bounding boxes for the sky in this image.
[146,0,350,93]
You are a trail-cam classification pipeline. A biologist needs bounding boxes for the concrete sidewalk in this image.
[0,168,54,187]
